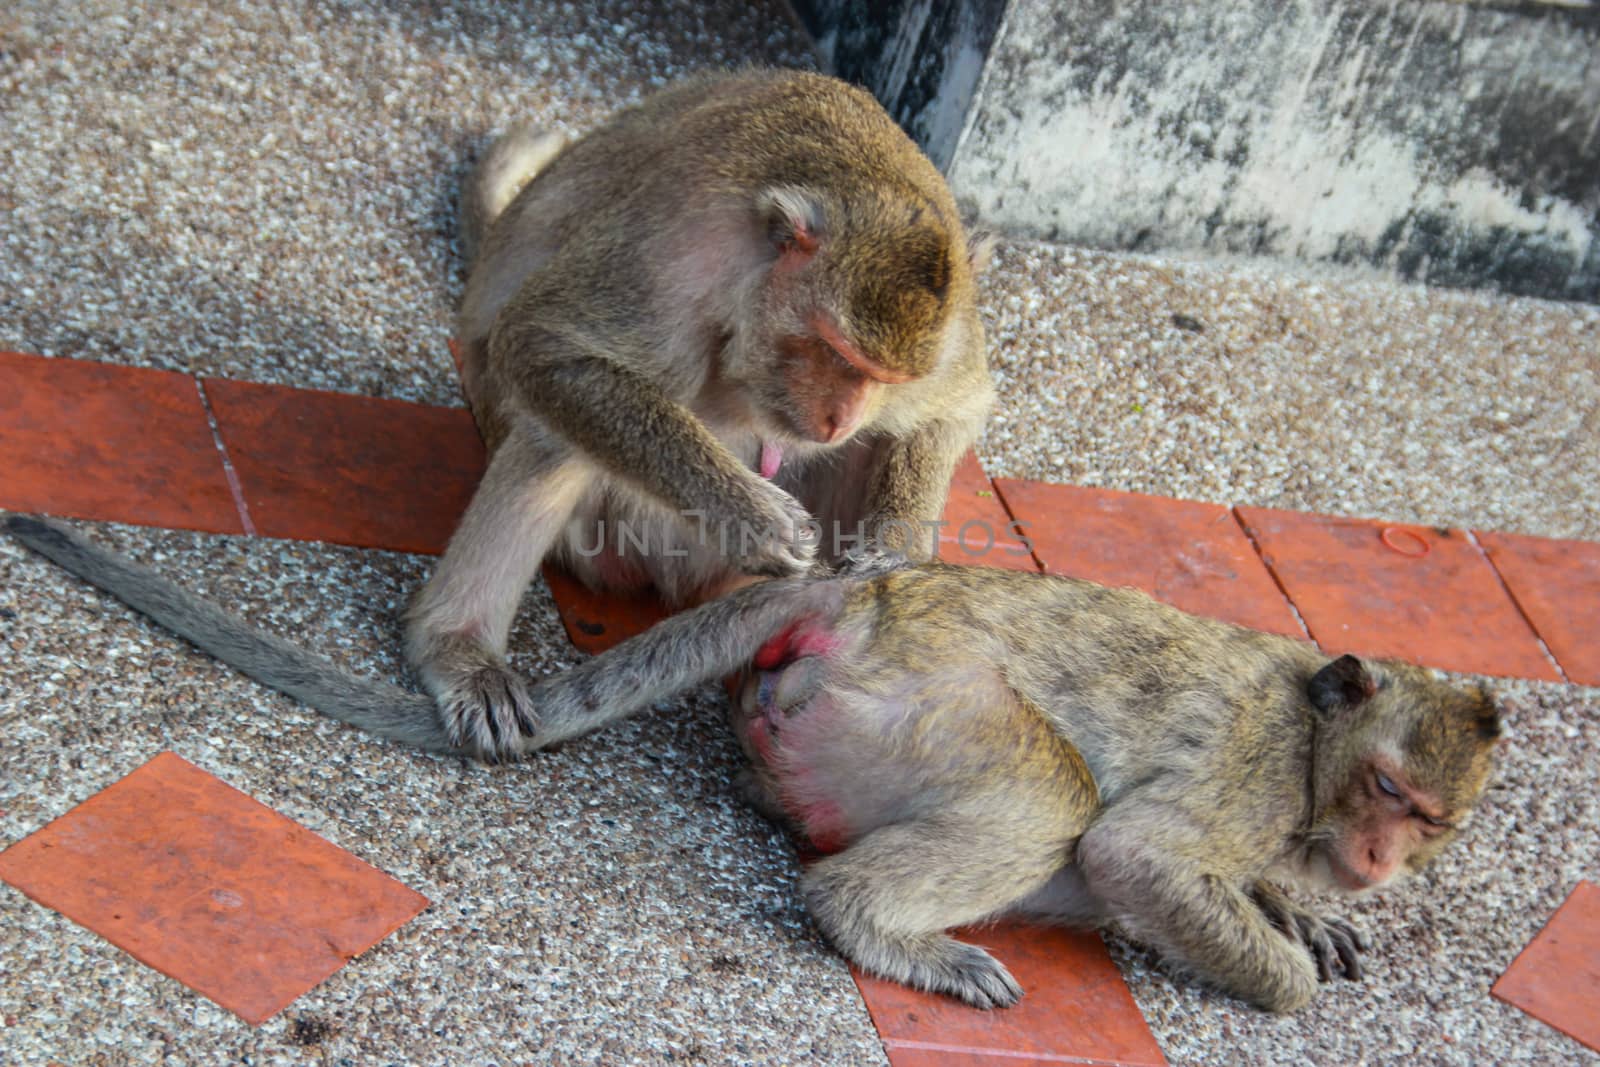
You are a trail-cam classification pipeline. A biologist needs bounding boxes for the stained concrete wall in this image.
[793,1,1600,302]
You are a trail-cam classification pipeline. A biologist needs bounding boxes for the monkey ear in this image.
[757,186,826,257]
[1308,655,1377,715]
[967,231,997,273]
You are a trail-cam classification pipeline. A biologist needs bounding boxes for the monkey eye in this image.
[1374,772,1402,799]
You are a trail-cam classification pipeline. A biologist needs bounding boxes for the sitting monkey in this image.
[419,68,994,757]
[5,516,1501,1012]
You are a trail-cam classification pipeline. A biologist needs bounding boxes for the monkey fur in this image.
[6,514,1501,1014]
[417,69,994,758]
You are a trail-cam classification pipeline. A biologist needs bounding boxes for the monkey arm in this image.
[1077,811,1322,1012]
[859,418,980,559]
[495,325,814,573]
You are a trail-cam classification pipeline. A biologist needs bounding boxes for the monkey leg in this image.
[405,431,590,760]
[800,812,1075,1009]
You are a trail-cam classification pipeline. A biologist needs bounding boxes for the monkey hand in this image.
[1252,882,1371,983]
[734,477,820,577]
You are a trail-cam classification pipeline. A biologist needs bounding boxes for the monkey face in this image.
[746,183,964,445]
[771,333,886,445]
[1303,658,1501,895]
[747,244,908,447]
[1308,757,1463,893]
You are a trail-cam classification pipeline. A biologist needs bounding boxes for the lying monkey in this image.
[5,515,1501,1012]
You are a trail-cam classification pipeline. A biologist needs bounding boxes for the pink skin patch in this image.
[739,617,856,856]
[789,799,848,855]
[759,441,783,480]
[743,672,851,855]
[753,620,841,671]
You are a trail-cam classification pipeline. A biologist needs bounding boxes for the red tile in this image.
[995,480,1301,636]
[1477,531,1600,685]
[1492,881,1600,1053]
[0,752,429,1025]
[0,351,243,533]
[857,921,1165,1066]
[541,564,674,655]
[203,379,485,555]
[939,453,1039,571]
[1236,507,1558,679]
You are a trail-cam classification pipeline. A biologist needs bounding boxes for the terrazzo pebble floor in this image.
[2,1,1597,1065]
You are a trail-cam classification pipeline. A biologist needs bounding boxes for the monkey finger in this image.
[1299,920,1338,982]
[1325,916,1370,951]
[1331,930,1365,981]
[745,554,814,579]
[512,703,540,739]
[1324,920,1367,979]
[836,547,912,579]
[1312,941,1336,983]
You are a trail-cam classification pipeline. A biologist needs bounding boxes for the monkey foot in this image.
[911,939,1024,1010]
[439,665,538,762]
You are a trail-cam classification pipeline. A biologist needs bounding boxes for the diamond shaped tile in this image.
[1492,881,1600,1053]
[0,752,430,1025]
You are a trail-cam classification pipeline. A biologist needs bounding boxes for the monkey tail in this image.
[460,124,567,265]
[522,574,850,750]
[3,514,456,753]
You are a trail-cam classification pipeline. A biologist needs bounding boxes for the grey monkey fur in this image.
[3,514,836,759]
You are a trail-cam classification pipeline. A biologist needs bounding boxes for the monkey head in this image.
[739,184,984,449]
[1298,655,1502,894]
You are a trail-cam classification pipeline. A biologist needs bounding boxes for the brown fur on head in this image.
[742,182,983,446]
[1301,655,1502,893]
[826,189,967,379]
